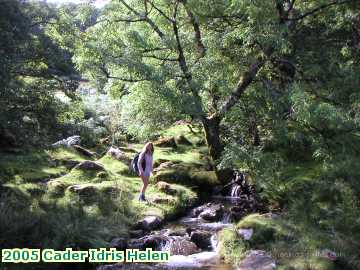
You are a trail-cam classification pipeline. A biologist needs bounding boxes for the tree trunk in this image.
[202,117,223,161]
[202,116,233,184]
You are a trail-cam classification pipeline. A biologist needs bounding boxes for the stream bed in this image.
[99,193,264,270]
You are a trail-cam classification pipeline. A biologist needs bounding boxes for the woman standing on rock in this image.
[137,142,154,202]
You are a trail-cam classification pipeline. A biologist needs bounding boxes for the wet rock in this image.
[136,216,163,231]
[109,237,127,250]
[190,204,208,218]
[52,135,81,148]
[229,205,245,222]
[155,181,177,195]
[190,230,212,250]
[162,251,219,268]
[67,184,96,197]
[230,211,244,222]
[212,185,223,195]
[129,230,144,238]
[154,137,177,148]
[74,160,105,171]
[167,238,200,255]
[238,228,253,240]
[231,206,243,213]
[96,263,123,270]
[237,250,276,270]
[107,146,132,165]
[73,145,96,158]
[199,204,224,222]
[127,235,169,250]
[175,135,192,145]
[168,229,187,237]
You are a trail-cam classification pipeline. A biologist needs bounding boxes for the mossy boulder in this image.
[74,160,105,171]
[155,181,178,195]
[154,137,177,148]
[236,214,287,246]
[237,250,276,270]
[154,167,218,193]
[175,135,192,146]
[107,146,132,165]
[151,196,175,204]
[67,184,97,197]
[47,179,68,196]
[73,145,97,158]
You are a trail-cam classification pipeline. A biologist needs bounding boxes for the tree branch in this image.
[180,0,206,58]
[147,0,174,22]
[172,1,205,118]
[119,0,166,40]
[217,58,267,118]
[100,66,147,82]
[288,0,357,21]
[142,54,178,61]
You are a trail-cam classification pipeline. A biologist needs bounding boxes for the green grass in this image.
[0,124,212,259]
[219,213,340,270]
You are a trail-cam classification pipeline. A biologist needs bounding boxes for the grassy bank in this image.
[0,125,217,269]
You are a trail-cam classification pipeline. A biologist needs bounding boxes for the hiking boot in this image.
[138,194,146,202]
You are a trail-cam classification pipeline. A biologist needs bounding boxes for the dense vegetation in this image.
[1,0,360,269]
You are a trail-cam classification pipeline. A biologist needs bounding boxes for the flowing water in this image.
[97,177,263,270]
[115,196,247,270]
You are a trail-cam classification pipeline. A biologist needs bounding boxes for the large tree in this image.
[0,0,93,147]
[75,0,359,181]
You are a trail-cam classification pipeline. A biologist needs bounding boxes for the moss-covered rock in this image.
[175,135,192,146]
[154,137,177,148]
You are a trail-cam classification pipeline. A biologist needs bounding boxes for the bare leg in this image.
[140,175,149,195]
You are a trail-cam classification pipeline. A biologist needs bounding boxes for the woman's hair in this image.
[142,142,154,155]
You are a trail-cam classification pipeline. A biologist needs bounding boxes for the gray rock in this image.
[190,230,212,250]
[52,135,81,148]
[127,234,169,250]
[238,228,253,240]
[73,145,96,158]
[129,230,144,238]
[74,160,105,171]
[96,264,123,270]
[109,237,127,250]
[167,238,200,255]
[136,216,163,231]
[199,204,224,222]
[190,205,208,218]
[107,146,131,165]
[237,250,276,270]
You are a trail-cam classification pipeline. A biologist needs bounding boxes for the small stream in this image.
[112,192,261,270]
[98,171,264,270]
